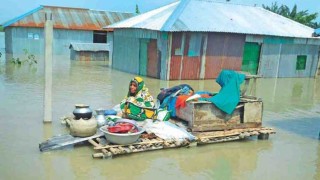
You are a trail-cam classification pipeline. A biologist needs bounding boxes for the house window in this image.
[93,31,107,43]
[174,48,183,55]
[34,34,39,40]
[172,33,184,56]
[28,33,33,39]
[296,55,307,70]
[188,33,202,57]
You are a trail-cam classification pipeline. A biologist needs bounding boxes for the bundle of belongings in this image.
[157,69,246,116]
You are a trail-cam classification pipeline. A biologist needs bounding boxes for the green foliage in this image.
[262,2,319,28]
[135,4,140,14]
[0,25,3,32]
[11,49,37,65]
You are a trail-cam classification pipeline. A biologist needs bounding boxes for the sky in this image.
[0,0,319,25]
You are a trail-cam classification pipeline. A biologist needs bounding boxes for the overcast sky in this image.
[0,0,319,24]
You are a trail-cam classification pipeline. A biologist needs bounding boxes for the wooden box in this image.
[175,98,262,132]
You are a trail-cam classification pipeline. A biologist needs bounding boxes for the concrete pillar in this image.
[166,33,172,80]
[108,41,113,67]
[315,49,320,78]
[44,13,53,123]
[199,33,208,79]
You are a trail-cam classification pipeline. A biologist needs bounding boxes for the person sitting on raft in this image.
[120,77,156,121]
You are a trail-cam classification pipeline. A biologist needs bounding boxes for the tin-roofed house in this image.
[2,5,134,56]
[106,0,320,80]
[69,42,110,61]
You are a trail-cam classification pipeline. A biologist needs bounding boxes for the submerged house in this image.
[69,43,110,61]
[2,5,134,56]
[106,0,320,80]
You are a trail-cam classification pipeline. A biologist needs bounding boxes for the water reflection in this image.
[256,78,319,112]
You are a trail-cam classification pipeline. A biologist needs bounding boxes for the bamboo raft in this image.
[88,127,275,159]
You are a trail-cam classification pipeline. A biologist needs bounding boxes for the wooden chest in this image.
[175,98,263,132]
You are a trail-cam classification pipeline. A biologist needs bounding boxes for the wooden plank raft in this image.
[194,127,275,145]
[89,127,275,159]
[89,136,193,159]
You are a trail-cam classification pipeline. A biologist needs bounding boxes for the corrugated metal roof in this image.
[69,43,110,51]
[107,0,315,38]
[3,5,135,30]
[106,2,178,31]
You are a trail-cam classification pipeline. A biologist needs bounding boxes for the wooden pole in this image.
[44,12,53,123]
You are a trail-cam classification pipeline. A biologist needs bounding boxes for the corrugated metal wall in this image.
[71,50,107,61]
[259,42,320,78]
[159,32,169,80]
[5,27,93,55]
[53,29,93,55]
[258,44,281,77]
[168,32,245,80]
[0,32,5,57]
[111,29,319,79]
[205,33,245,78]
[112,34,141,74]
[278,44,319,77]
[169,33,183,80]
[139,39,148,76]
[5,27,43,55]
[169,32,203,80]
[4,29,12,54]
[0,32,5,48]
[112,29,168,79]
[181,33,201,80]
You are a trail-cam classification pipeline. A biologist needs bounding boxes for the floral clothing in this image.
[120,77,155,121]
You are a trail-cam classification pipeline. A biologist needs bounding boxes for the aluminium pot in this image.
[73,104,93,120]
[95,108,106,127]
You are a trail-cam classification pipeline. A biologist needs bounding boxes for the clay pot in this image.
[69,118,97,137]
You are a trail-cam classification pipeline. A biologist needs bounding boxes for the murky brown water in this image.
[0,55,319,179]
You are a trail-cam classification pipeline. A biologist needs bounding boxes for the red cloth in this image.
[175,95,191,109]
[107,123,137,133]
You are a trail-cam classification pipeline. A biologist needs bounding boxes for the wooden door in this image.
[147,39,160,78]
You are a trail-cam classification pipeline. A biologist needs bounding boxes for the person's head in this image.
[129,77,144,96]
[129,81,138,95]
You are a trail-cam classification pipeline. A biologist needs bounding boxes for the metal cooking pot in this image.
[95,108,106,127]
[73,104,93,120]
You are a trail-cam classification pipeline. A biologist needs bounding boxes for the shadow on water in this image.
[269,117,320,140]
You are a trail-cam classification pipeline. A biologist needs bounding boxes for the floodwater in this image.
[0,54,319,180]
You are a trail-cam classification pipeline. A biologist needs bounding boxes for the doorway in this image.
[241,42,261,75]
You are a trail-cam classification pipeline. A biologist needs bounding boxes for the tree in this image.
[262,2,319,28]
[135,4,140,14]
